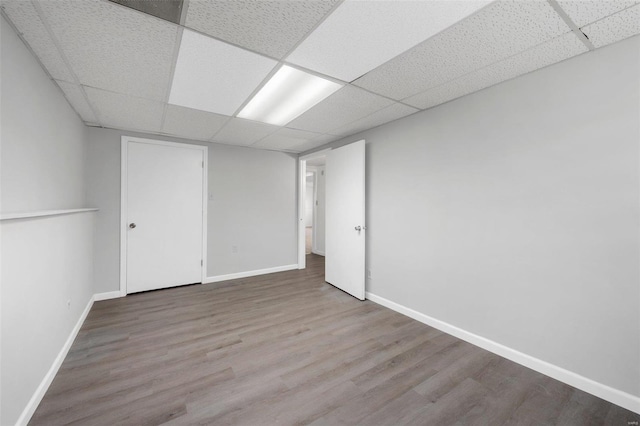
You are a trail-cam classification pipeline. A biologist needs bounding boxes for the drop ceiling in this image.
[2,0,638,153]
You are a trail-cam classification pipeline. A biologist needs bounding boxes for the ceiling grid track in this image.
[159,25,185,133]
[547,0,595,51]
[400,29,583,110]
[29,0,104,126]
[6,0,639,152]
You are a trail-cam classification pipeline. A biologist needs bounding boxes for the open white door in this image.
[325,140,365,300]
[122,138,206,294]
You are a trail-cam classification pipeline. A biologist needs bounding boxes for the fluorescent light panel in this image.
[238,65,342,126]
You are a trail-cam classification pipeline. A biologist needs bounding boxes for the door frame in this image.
[306,166,319,255]
[298,149,331,269]
[120,136,208,295]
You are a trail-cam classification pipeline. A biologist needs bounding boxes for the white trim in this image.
[120,136,208,295]
[0,208,98,221]
[311,169,318,254]
[299,148,332,161]
[298,158,307,269]
[311,250,325,256]
[204,264,298,284]
[16,295,95,426]
[365,292,640,415]
[94,290,125,301]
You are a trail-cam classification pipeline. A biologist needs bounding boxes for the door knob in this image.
[355,226,362,231]
[129,223,137,229]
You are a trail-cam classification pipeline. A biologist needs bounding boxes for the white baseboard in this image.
[16,295,95,426]
[311,250,325,256]
[94,290,124,301]
[365,292,640,415]
[204,264,298,284]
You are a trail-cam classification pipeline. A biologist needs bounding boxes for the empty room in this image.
[1,0,639,424]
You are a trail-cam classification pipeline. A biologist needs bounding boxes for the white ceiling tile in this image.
[581,4,640,48]
[557,0,639,27]
[1,0,74,81]
[37,0,177,101]
[292,133,339,153]
[404,32,587,110]
[184,0,338,59]
[287,85,394,134]
[169,29,277,115]
[287,0,491,82]
[252,128,323,151]
[353,0,571,100]
[211,117,279,146]
[330,103,419,136]
[162,105,229,142]
[85,87,164,133]
[56,81,99,124]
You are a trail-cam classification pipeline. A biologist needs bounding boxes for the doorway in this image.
[305,170,315,254]
[298,141,366,300]
[120,136,208,294]
[298,152,328,269]
[305,157,327,258]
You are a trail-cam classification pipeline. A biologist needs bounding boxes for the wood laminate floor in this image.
[31,254,639,425]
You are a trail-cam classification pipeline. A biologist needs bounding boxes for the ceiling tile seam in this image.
[0,8,62,80]
[179,0,190,26]
[399,29,579,105]
[99,0,284,63]
[30,0,103,126]
[97,0,180,32]
[157,131,210,143]
[53,81,99,125]
[0,6,100,125]
[345,0,498,87]
[578,2,640,28]
[245,126,285,147]
[98,0,394,120]
[276,59,418,107]
[0,8,91,124]
[160,26,185,132]
[291,102,404,136]
[341,81,419,108]
[418,45,590,114]
[336,103,421,137]
[208,118,233,142]
[203,116,233,141]
[78,83,170,105]
[280,0,347,60]
[546,0,595,51]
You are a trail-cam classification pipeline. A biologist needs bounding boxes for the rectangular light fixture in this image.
[237,65,342,126]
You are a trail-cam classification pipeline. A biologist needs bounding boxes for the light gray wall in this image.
[305,177,314,227]
[305,35,640,398]
[86,127,298,293]
[1,16,94,425]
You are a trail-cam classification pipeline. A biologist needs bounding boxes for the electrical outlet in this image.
[367,270,372,279]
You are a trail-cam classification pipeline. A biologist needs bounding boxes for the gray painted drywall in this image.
[0,32,86,212]
[1,16,94,425]
[86,128,298,294]
[304,35,640,397]
[305,178,314,227]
